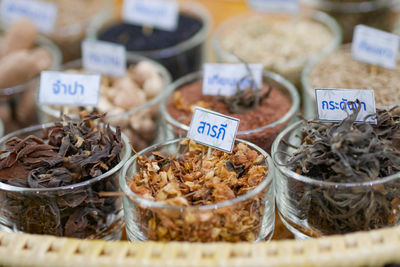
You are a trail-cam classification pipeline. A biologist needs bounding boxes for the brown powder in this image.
[166,80,292,152]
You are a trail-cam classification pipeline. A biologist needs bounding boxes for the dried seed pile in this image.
[308,47,400,106]
[129,139,269,242]
[0,114,124,238]
[283,105,400,235]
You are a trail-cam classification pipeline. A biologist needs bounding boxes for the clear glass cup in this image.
[0,122,131,239]
[38,53,172,151]
[301,0,400,43]
[87,1,212,80]
[120,138,275,242]
[212,9,342,87]
[45,0,111,62]
[272,121,400,239]
[0,35,61,133]
[160,70,300,154]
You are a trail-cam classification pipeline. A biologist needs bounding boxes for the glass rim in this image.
[38,53,172,120]
[88,1,212,58]
[272,120,400,187]
[300,0,397,13]
[0,121,131,193]
[119,137,273,211]
[212,9,342,69]
[160,70,300,135]
[0,35,62,97]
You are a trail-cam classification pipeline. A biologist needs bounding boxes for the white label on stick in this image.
[122,0,178,31]
[0,0,58,34]
[203,63,263,96]
[187,107,240,153]
[247,0,299,13]
[315,88,377,124]
[39,71,101,107]
[82,40,126,77]
[352,25,399,69]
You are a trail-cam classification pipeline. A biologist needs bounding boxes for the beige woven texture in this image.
[0,226,399,267]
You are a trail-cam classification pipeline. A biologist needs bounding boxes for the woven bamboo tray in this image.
[0,226,399,267]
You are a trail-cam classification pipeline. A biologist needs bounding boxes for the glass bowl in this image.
[0,122,131,239]
[160,70,300,154]
[87,1,212,80]
[212,9,342,87]
[301,0,400,43]
[0,35,61,133]
[38,53,172,151]
[119,138,275,242]
[272,120,400,239]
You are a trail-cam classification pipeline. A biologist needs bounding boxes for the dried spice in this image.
[0,113,124,238]
[127,139,270,242]
[281,104,400,235]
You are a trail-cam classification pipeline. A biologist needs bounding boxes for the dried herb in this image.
[0,113,124,238]
[281,103,400,235]
[128,139,269,242]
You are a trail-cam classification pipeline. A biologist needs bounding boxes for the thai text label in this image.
[247,0,299,14]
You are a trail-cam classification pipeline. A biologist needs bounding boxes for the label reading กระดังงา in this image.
[39,71,101,107]
[315,88,377,124]
[0,0,58,34]
[247,0,299,14]
[352,25,399,69]
[122,0,179,31]
[82,40,127,77]
[202,63,263,96]
[187,107,240,153]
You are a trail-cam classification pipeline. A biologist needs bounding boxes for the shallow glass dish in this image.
[0,122,131,240]
[272,121,400,239]
[160,70,299,154]
[120,138,275,242]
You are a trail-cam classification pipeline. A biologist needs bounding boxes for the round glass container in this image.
[38,53,172,151]
[160,70,300,154]
[272,121,400,239]
[120,138,275,242]
[301,0,400,43]
[212,9,342,86]
[0,122,131,239]
[0,35,61,133]
[88,1,211,80]
[301,44,400,119]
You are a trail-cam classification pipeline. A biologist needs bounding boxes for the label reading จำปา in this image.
[352,25,399,69]
[187,107,240,153]
[203,63,263,96]
[0,0,58,34]
[82,40,127,77]
[122,0,179,31]
[247,0,299,14]
[39,71,101,107]
[315,88,377,124]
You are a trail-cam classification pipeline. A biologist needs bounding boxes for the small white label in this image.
[315,89,377,124]
[39,71,101,107]
[82,40,126,77]
[203,64,263,96]
[0,0,58,34]
[247,0,299,13]
[122,0,178,31]
[352,25,399,69]
[187,107,240,153]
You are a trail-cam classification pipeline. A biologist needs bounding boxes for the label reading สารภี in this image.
[315,88,377,124]
[352,25,399,69]
[202,63,263,96]
[39,71,101,107]
[82,40,127,77]
[247,0,299,14]
[122,0,179,31]
[187,107,240,153]
[0,0,58,34]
